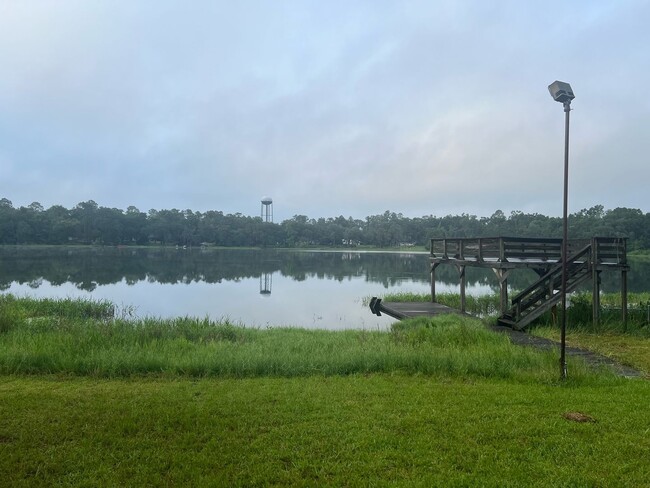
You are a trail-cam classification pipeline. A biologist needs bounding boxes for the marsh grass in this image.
[377,291,650,374]
[0,293,114,322]
[380,291,501,316]
[381,291,650,332]
[0,294,599,382]
[532,292,650,336]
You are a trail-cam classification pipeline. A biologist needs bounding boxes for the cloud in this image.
[1,1,649,220]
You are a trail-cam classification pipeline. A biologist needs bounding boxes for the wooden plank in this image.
[504,252,560,259]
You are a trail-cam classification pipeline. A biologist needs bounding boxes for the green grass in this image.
[0,294,593,382]
[380,291,501,317]
[382,290,650,330]
[1,375,649,486]
[2,294,649,485]
[532,326,650,376]
[526,293,650,376]
[629,249,650,259]
[379,291,650,375]
[531,292,650,333]
[0,294,114,325]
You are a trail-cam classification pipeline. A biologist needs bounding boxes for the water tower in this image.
[261,197,273,223]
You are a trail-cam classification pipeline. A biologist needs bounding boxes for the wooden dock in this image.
[429,236,629,329]
[370,236,629,330]
[369,297,462,320]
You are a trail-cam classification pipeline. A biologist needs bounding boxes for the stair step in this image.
[500,245,594,330]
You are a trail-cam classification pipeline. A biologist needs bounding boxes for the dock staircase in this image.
[430,236,628,330]
[497,244,593,330]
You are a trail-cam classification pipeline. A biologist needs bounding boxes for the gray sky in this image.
[1,1,648,222]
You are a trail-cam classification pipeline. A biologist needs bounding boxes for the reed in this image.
[379,291,501,316]
[532,292,650,335]
[0,293,114,322]
[380,290,650,333]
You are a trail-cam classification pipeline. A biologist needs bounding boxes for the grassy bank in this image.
[382,291,650,328]
[381,291,650,376]
[0,294,590,381]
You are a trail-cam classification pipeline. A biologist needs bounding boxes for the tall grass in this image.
[0,293,114,322]
[380,291,501,316]
[0,294,600,382]
[380,290,650,335]
[533,292,650,336]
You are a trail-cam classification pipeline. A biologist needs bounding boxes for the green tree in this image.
[0,198,16,244]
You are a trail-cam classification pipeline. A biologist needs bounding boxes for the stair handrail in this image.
[510,243,592,309]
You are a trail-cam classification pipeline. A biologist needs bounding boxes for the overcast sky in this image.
[1,1,648,222]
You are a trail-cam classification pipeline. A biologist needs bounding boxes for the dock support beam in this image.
[493,269,510,316]
[622,268,628,328]
[591,237,600,325]
[592,270,601,325]
[621,237,628,329]
[430,263,439,303]
[456,264,466,313]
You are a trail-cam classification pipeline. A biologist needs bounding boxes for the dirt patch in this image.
[562,412,597,423]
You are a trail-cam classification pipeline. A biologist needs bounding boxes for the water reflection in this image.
[1,247,649,293]
[0,247,429,291]
[260,272,273,295]
[1,247,649,329]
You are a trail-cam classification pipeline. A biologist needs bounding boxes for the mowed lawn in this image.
[1,374,649,487]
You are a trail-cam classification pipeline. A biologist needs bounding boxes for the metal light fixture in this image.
[548,80,574,380]
[548,81,575,104]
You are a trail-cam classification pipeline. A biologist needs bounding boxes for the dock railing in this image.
[430,236,626,266]
[590,236,627,266]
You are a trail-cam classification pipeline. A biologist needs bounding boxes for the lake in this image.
[1,247,648,330]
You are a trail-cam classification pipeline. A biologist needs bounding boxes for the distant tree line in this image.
[1,198,649,250]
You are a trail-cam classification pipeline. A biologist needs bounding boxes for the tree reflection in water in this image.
[1,247,648,327]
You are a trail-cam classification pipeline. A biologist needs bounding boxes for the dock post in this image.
[430,263,439,303]
[621,238,628,330]
[622,268,628,329]
[457,264,466,313]
[592,271,601,326]
[493,269,510,316]
[591,238,600,325]
[550,278,557,326]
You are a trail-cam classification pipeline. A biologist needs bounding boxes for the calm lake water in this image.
[1,247,648,330]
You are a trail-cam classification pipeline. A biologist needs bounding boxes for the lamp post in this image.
[548,80,575,380]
